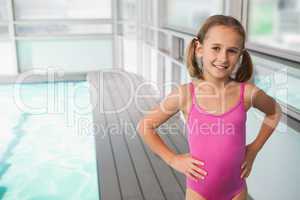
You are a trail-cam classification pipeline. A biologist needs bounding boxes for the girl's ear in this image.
[194,41,203,57]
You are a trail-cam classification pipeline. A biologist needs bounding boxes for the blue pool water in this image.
[0,81,99,200]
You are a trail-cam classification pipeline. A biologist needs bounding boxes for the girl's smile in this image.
[212,63,229,70]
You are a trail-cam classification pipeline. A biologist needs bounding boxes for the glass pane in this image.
[158,31,168,53]
[17,39,113,72]
[171,63,181,85]
[123,38,137,74]
[166,0,223,31]
[252,54,299,111]
[248,0,300,53]
[121,23,137,36]
[164,59,172,94]
[0,81,99,199]
[16,24,112,36]
[0,26,9,38]
[145,29,154,46]
[0,0,8,20]
[118,0,137,20]
[150,48,158,84]
[142,0,153,25]
[0,41,17,75]
[180,64,190,84]
[14,0,111,19]
[142,44,151,78]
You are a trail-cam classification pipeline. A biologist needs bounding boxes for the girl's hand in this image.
[169,153,207,181]
[241,143,259,179]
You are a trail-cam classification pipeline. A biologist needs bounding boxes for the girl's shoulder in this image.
[243,81,264,110]
[178,82,192,101]
[170,83,194,112]
[243,81,262,96]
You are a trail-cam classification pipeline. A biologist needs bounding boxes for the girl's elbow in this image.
[269,101,283,119]
[137,118,145,135]
[137,118,151,136]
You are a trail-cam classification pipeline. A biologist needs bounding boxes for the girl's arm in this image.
[241,83,283,179]
[137,85,185,164]
[247,83,283,152]
[138,84,207,181]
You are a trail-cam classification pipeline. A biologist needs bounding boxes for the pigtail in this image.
[235,50,253,82]
[186,38,203,79]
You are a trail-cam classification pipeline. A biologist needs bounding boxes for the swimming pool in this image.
[0,81,99,200]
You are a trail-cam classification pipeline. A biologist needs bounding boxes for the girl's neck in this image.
[201,72,233,90]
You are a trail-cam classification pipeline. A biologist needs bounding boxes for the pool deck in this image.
[88,70,254,200]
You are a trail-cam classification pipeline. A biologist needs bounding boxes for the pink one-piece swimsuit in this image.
[186,81,247,200]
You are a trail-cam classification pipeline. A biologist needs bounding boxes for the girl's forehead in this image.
[204,25,243,47]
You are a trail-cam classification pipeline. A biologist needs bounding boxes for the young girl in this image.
[138,15,282,200]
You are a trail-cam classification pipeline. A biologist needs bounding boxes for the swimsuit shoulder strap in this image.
[240,82,245,103]
[189,82,196,105]
[189,81,245,107]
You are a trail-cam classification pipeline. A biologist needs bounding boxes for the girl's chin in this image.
[209,69,231,79]
[204,66,233,79]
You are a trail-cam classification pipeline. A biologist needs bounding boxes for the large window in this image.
[15,24,112,36]
[248,0,300,55]
[251,53,298,113]
[0,0,16,75]
[0,0,7,20]
[13,0,111,19]
[0,0,113,77]
[117,0,137,21]
[17,39,112,73]
[123,38,138,74]
[0,42,16,75]
[165,0,223,32]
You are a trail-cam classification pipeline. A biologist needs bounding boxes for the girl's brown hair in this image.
[186,15,253,82]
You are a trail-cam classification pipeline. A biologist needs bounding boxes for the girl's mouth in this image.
[213,64,229,70]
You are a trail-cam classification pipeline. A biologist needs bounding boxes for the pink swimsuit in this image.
[186,82,246,200]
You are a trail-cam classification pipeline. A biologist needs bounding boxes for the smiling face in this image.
[195,25,244,81]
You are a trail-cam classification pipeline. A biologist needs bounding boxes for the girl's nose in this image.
[217,51,228,63]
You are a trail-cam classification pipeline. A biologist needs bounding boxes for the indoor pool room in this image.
[0,0,300,200]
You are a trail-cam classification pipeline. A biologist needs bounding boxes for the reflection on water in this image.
[0,81,99,200]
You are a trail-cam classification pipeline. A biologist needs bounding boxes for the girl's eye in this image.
[212,47,220,51]
[228,49,238,54]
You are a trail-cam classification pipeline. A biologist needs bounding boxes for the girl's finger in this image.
[241,161,247,169]
[191,159,205,166]
[185,171,198,182]
[191,165,207,176]
[245,168,251,178]
[241,168,247,178]
[188,169,204,180]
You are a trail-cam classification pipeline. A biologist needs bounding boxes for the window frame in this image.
[160,0,226,35]
[249,50,300,122]
[0,0,115,77]
[243,0,300,64]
